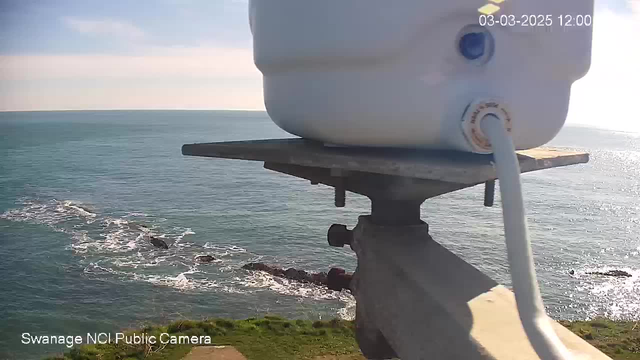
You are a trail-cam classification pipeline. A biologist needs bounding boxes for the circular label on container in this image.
[461,99,512,153]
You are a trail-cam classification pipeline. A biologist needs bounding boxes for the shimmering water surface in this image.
[1,111,638,359]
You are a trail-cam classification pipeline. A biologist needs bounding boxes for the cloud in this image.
[62,17,146,40]
[0,47,258,80]
[0,46,263,111]
[0,82,264,111]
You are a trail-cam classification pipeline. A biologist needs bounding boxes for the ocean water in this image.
[0,110,638,359]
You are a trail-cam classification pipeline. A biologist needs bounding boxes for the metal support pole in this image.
[484,180,495,207]
[370,199,423,226]
[335,180,346,207]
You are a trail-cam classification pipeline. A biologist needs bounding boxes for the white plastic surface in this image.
[249,0,594,152]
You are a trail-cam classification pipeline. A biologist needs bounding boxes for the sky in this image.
[0,0,638,132]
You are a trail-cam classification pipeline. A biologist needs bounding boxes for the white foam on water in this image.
[239,269,356,319]
[203,243,248,257]
[3,197,355,318]
[174,228,196,247]
[84,262,123,275]
[138,270,220,291]
[60,200,97,220]
[179,228,195,237]
[124,212,148,217]
[337,300,356,321]
[2,199,66,225]
[218,285,248,295]
[574,266,640,320]
[102,217,129,227]
[1,199,100,228]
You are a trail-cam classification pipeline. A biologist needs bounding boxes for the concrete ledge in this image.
[469,286,610,360]
[350,216,610,360]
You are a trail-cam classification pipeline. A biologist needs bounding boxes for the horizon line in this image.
[0,108,268,113]
[1,109,637,134]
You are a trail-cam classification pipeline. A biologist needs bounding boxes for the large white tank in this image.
[249,0,594,153]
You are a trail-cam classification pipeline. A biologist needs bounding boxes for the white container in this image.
[249,0,594,153]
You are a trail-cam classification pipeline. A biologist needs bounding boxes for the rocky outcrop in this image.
[242,262,286,277]
[196,255,216,263]
[148,236,169,249]
[242,262,351,291]
[586,270,632,278]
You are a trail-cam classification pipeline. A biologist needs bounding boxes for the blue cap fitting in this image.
[459,32,486,60]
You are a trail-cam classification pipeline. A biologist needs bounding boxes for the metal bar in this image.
[484,180,495,207]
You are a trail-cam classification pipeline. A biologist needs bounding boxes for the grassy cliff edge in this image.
[45,317,638,360]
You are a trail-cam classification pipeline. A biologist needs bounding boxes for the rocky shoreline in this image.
[241,262,353,292]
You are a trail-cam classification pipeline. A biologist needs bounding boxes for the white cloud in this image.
[63,17,146,40]
[0,46,263,111]
[0,47,258,80]
[0,82,264,111]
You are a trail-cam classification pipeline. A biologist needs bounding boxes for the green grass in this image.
[558,318,640,359]
[45,317,639,360]
[44,316,361,360]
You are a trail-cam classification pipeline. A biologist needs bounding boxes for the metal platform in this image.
[182,138,589,185]
[183,138,589,225]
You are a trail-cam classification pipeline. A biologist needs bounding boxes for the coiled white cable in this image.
[481,114,572,360]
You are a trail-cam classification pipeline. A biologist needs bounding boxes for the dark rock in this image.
[284,268,299,279]
[242,262,350,291]
[196,255,216,263]
[327,267,352,291]
[242,262,266,271]
[242,263,285,277]
[148,236,168,249]
[285,268,310,282]
[311,272,328,286]
[569,270,575,275]
[586,270,632,278]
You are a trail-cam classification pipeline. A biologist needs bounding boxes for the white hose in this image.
[481,114,572,360]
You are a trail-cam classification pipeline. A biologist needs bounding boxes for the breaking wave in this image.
[0,198,356,319]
